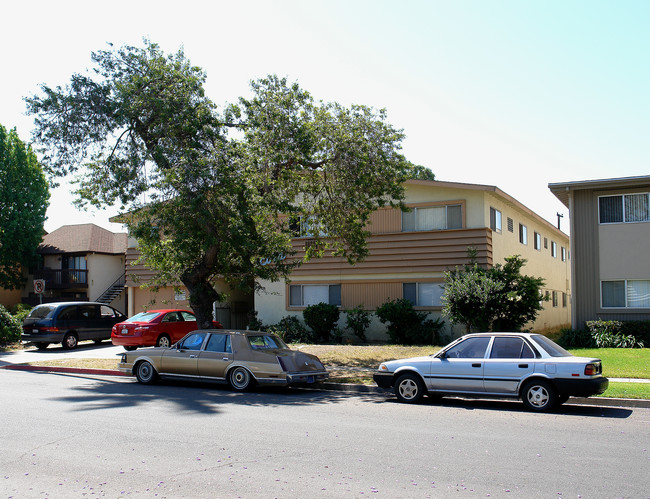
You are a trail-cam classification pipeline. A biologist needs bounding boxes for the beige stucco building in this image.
[550,175,650,328]
[256,179,571,341]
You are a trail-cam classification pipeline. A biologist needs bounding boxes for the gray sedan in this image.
[373,332,609,411]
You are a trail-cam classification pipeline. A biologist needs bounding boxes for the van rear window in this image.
[27,305,57,319]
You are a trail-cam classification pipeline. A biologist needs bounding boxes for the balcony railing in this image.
[34,269,88,289]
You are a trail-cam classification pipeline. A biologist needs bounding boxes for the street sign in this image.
[34,279,45,294]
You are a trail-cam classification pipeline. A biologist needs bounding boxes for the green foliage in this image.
[0,125,49,289]
[620,320,650,345]
[11,303,32,325]
[375,298,444,345]
[442,253,546,332]
[0,305,21,346]
[266,315,313,344]
[557,328,596,348]
[26,40,413,327]
[345,305,372,343]
[303,302,340,343]
[586,320,645,348]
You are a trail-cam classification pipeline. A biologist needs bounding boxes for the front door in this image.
[428,336,491,393]
[160,332,207,377]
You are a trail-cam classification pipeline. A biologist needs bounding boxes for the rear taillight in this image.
[584,363,600,376]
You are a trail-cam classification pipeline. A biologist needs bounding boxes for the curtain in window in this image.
[417,207,446,230]
[627,280,650,308]
[418,283,444,306]
[401,211,415,232]
[303,285,330,306]
[599,196,623,223]
[289,285,302,306]
[447,205,462,229]
[625,194,649,222]
[601,281,625,307]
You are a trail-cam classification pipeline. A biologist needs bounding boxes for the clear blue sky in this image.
[2,0,648,233]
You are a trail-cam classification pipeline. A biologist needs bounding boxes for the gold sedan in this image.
[118,329,328,391]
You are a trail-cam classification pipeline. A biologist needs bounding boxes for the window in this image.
[602,280,650,308]
[289,284,341,307]
[490,337,535,359]
[519,224,527,245]
[561,246,567,262]
[552,291,558,307]
[180,311,196,322]
[290,215,327,238]
[551,241,557,258]
[599,193,650,224]
[562,292,567,308]
[534,232,541,250]
[402,204,462,231]
[403,282,444,307]
[507,217,514,232]
[205,333,232,353]
[490,207,502,233]
[544,237,548,249]
[444,337,491,359]
[180,332,206,350]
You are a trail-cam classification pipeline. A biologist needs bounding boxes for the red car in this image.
[111,309,222,350]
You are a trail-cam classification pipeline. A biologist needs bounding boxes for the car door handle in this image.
[518,364,529,368]
[189,355,197,359]
[472,363,482,368]
[222,357,229,361]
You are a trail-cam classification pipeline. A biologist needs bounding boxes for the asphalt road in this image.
[1,369,648,498]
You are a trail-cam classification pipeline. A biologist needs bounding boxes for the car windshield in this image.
[27,305,57,319]
[124,312,160,323]
[532,335,572,357]
[248,335,288,350]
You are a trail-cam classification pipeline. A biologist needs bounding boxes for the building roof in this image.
[38,224,128,255]
[549,175,650,208]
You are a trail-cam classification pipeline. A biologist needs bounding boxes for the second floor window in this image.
[519,224,528,245]
[490,207,502,232]
[402,205,462,232]
[534,232,542,250]
[599,193,650,224]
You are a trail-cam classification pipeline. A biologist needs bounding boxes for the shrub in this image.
[345,305,372,343]
[267,316,313,343]
[0,305,22,346]
[620,320,650,345]
[375,298,444,345]
[557,328,596,348]
[586,320,645,348]
[303,303,340,343]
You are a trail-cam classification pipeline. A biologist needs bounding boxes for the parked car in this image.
[118,329,329,391]
[373,332,609,412]
[22,302,126,350]
[111,309,221,350]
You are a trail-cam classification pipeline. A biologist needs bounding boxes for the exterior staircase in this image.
[95,273,126,305]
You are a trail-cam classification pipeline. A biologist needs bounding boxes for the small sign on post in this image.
[34,279,45,304]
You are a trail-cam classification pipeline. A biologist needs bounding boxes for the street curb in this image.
[4,364,649,408]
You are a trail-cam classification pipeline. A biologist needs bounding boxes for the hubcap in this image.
[528,386,549,407]
[231,369,249,389]
[399,379,418,400]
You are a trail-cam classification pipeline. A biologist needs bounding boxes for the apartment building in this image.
[549,175,650,328]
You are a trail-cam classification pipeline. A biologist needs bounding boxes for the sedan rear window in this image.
[532,335,571,357]
[248,335,287,350]
[124,312,160,323]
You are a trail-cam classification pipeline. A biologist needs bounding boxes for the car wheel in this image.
[35,342,49,350]
[394,373,426,403]
[135,361,158,384]
[156,334,171,348]
[62,333,78,350]
[124,346,138,351]
[522,379,557,412]
[228,366,253,391]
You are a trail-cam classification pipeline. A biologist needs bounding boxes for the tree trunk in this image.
[183,275,220,329]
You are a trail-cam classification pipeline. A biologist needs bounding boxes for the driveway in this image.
[0,341,123,367]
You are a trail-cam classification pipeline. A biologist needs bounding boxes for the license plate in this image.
[121,328,128,335]
[307,376,315,383]
[33,329,38,333]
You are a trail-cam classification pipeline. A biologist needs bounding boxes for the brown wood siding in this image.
[367,208,401,234]
[289,228,492,276]
[572,190,599,327]
[125,247,163,286]
[341,282,402,309]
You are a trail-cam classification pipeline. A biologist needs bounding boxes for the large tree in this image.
[0,125,49,289]
[26,40,416,326]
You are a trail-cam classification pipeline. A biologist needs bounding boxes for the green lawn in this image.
[597,382,650,399]
[568,348,650,378]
